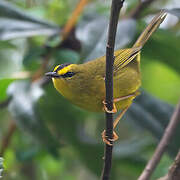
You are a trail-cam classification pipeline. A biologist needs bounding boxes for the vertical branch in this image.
[138,101,180,180]
[101,0,125,180]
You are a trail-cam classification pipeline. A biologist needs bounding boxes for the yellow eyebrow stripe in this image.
[57,64,74,75]
[54,65,60,72]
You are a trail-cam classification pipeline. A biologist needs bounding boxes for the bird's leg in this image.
[101,106,130,146]
[113,106,130,129]
[113,90,140,103]
[102,100,117,113]
[102,91,139,145]
[102,90,140,113]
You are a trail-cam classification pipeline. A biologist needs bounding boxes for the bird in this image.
[45,11,167,145]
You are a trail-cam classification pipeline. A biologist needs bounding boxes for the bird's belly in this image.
[53,69,141,112]
[54,78,105,112]
[70,93,104,112]
[67,78,140,112]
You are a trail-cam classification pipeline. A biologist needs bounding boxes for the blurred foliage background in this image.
[0,0,180,179]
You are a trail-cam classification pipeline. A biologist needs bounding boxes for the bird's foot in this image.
[101,130,119,146]
[102,101,117,113]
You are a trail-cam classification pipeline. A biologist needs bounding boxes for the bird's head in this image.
[45,63,83,100]
[45,63,77,79]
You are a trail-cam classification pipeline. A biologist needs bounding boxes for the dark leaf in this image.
[0,0,60,40]
[23,47,46,70]
[45,35,62,48]
[16,147,42,161]
[8,80,61,156]
[128,90,180,156]
[0,41,17,49]
[113,136,152,158]
[53,49,80,64]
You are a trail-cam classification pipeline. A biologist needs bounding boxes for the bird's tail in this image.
[133,10,167,48]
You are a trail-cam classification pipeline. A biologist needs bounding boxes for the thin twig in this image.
[138,101,180,180]
[0,121,16,156]
[101,0,124,180]
[168,150,180,180]
[158,150,180,180]
[61,0,89,41]
[129,0,159,19]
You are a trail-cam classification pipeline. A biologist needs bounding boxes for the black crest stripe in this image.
[55,63,72,72]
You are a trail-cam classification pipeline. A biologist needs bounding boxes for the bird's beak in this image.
[45,72,60,78]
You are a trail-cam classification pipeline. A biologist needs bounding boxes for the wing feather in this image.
[113,47,141,74]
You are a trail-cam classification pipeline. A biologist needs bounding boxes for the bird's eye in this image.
[61,72,75,78]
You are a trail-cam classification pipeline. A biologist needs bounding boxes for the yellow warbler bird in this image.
[46,11,166,145]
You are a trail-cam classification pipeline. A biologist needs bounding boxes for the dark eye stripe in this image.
[61,72,75,78]
[55,63,71,72]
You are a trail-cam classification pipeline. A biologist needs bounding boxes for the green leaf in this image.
[0,78,15,101]
[46,0,71,25]
[16,147,41,161]
[114,157,146,179]
[130,91,180,156]
[141,60,180,104]
[152,154,171,179]
[3,149,15,170]
[23,46,45,70]
[0,0,60,40]
[53,49,80,64]
[39,84,104,175]
[8,80,61,156]
[0,41,17,49]
[46,35,62,48]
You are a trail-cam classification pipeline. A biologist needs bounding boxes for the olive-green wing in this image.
[113,11,166,74]
[113,47,141,74]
